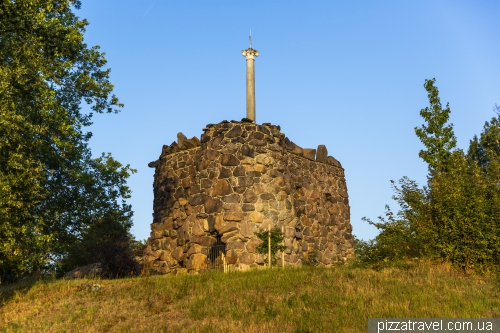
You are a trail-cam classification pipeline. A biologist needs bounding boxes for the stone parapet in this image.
[145,119,354,274]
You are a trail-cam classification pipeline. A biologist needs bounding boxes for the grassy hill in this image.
[1,263,498,333]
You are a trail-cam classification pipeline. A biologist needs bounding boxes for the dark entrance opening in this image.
[207,235,227,271]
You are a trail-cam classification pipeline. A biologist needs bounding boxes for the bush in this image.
[254,227,286,265]
[360,80,500,273]
[61,216,142,278]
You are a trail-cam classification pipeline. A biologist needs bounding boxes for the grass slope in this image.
[1,263,498,333]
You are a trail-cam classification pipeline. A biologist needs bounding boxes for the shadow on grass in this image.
[0,276,44,306]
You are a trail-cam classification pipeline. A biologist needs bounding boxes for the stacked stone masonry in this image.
[144,119,354,274]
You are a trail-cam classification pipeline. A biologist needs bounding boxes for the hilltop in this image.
[1,263,498,333]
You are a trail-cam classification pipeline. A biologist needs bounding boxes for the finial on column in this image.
[242,32,258,122]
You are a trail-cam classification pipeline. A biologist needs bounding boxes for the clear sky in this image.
[77,1,500,242]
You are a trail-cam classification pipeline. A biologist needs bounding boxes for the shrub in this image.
[61,216,142,278]
[360,80,500,273]
[254,227,286,265]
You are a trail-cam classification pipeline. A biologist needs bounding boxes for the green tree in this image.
[426,151,499,270]
[414,78,457,171]
[63,213,141,278]
[361,79,500,273]
[468,104,500,169]
[255,227,286,265]
[0,0,135,282]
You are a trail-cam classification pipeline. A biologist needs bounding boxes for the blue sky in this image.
[77,1,500,242]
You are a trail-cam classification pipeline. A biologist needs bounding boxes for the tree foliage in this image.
[255,227,286,265]
[360,79,500,273]
[414,79,457,171]
[0,0,135,282]
[62,215,142,278]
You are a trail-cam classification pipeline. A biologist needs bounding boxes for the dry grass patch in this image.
[1,262,498,332]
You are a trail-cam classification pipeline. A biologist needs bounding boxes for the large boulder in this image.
[64,263,103,280]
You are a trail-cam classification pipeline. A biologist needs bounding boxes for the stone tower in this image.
[143,119,354,274]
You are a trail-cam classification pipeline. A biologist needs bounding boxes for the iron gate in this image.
[206,235,228,272]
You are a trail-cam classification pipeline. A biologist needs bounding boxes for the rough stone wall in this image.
[144,119,354,274]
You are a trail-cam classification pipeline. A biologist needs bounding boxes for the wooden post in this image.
[282,226,285,268]
[268,225,271,269]
[220,251,228,273]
